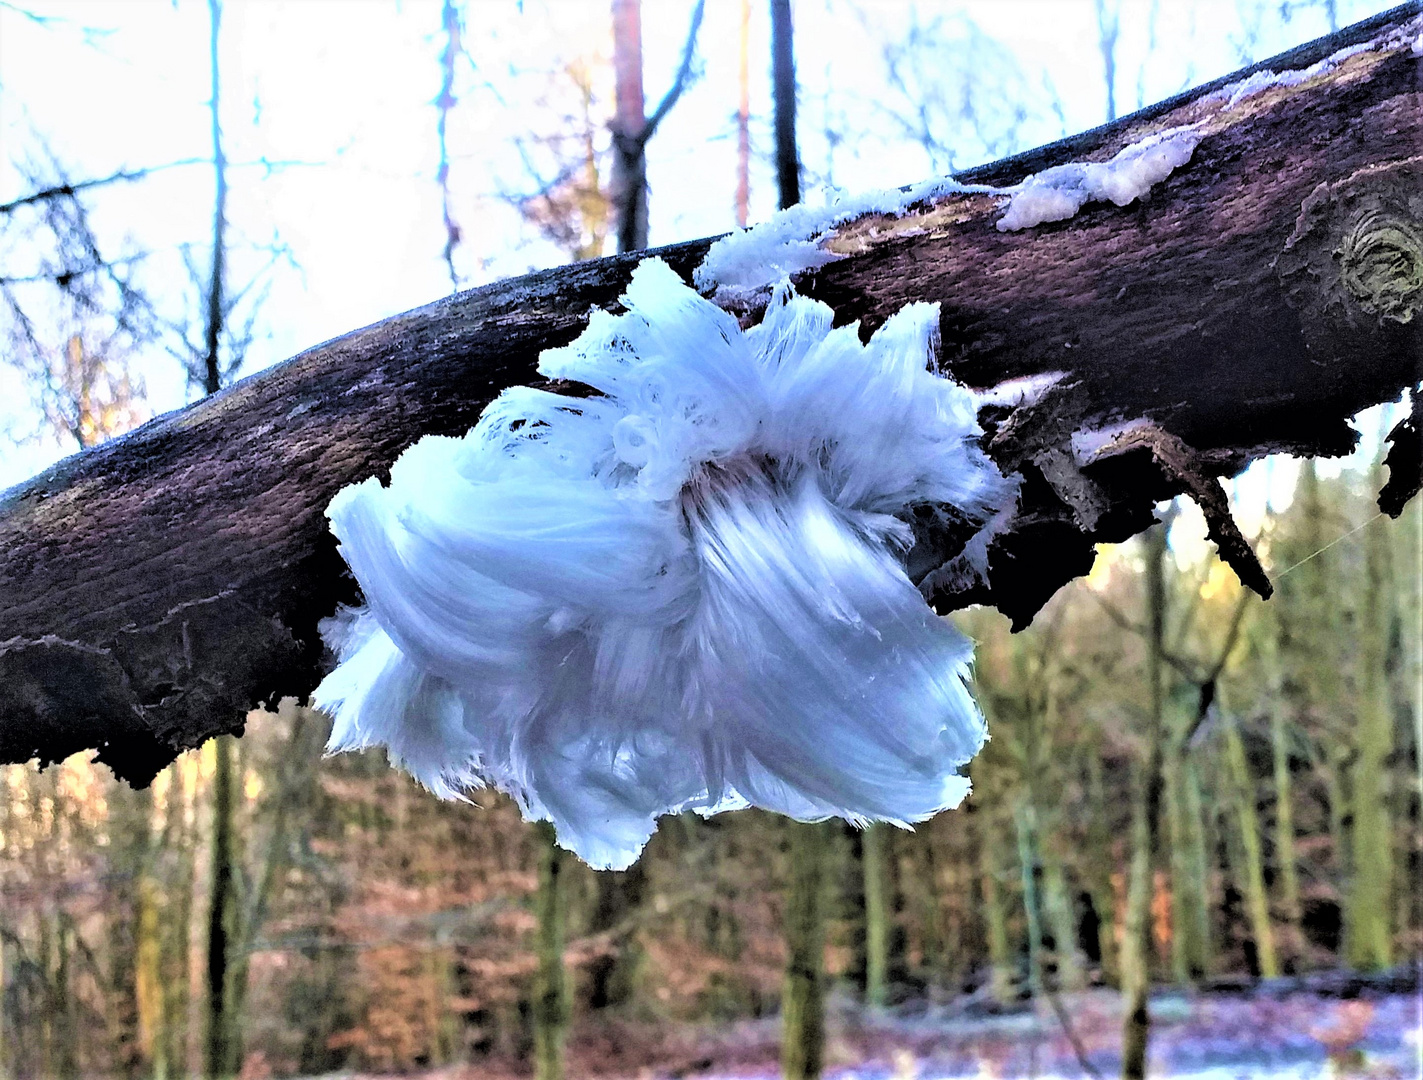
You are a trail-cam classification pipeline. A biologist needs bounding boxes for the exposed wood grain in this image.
[2,5,1420,782]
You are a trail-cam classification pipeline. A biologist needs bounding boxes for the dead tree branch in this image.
[1,5,1420,784]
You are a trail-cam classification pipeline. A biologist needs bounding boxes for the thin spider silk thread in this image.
[1273,512,1384,580]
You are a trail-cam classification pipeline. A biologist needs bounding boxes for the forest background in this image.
[0,1,1418,1078]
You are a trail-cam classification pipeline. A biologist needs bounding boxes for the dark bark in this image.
[0,7,1421,785]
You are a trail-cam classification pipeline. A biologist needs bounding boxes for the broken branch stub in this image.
[1080,422,1274,600]
[1,5,1421,782]
[1379,389,1422,517]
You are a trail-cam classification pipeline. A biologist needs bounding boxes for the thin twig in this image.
[1042,985,1104,1080]
[639,0,706,144]
[1088,590,1145,636]
[0,159,204,215]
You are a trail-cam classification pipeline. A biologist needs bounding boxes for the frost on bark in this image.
[0,6,1421,784]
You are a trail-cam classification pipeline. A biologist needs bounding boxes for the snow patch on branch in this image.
[1210,42,1373,110]
[996,127,1201,232]
[974,371,1068,409]
[695,127,1200,291]
[693,16,1423,295]
[315,259,1013,870]
[693,176,998,296]
[1211,16,1423,110]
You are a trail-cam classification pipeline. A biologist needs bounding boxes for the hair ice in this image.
[315,259,1011,869]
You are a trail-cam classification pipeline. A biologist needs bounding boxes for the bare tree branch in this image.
[0,160,207,216]
[639,0,706,145]
[0,5,1420,784]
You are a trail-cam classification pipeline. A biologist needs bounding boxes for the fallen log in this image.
[2,4,1420,783]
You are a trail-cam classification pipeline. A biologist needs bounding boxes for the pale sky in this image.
[0,0,1397,492]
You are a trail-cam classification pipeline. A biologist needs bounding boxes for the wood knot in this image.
[1338,209,1423,323]
[1277,156,1423,330]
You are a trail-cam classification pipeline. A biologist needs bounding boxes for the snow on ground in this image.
[790,988,1418,1080]
[322,986,1419,1080]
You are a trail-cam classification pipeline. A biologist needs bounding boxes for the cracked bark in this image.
[2,5,1421,784]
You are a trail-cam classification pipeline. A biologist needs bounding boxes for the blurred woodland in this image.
[0,1,1418,1078]
[1,454,1417,1079]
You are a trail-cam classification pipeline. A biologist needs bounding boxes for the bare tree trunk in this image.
[609,0,705,254]
[861,823,888,1008]
[51,916,79,1080]
[0,926,10,1080]
[211,707,319,1076]
[1095,0,1119,124]
[1264,615,1302,966]
[1408,494,1423,960]
[611,0,648,254]
[1041,846,1084,991]
[766,8,828,1070]
[978,809,1014,1004]
[1085,751,1120,986]
[586,861,647,1009]
[205,735,243,1080]
[1222,707,1279,977]
[1347,452,1396,971]
[1181,754,1213,977]
[165,762,197,1079]
[1166,717,1210,982]
[736,0,751,228]
[107,784,142,1078]
[423,946,457,1066]
[38,913,54,1080]
[1295,460,1354,898]
[782,820,829,1080]
[135,854,166,1080]
[109,782,162,1079]
[203,0,227,396]
[531,822,569,1080]
[770,0,798,210]
[201,8,244,1068]
[1121,519,1168,1080]
[768,12,826,1072]
[1014,801,1047,998]
[919,825,952,989]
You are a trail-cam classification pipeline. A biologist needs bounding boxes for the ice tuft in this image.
[315,259,1012,869]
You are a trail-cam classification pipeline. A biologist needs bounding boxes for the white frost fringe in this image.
[314,259,1011,869]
